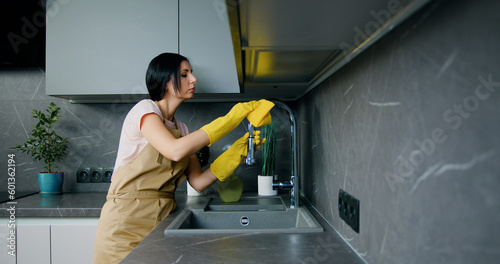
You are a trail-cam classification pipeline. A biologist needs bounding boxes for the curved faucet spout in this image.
[271,100,299,208]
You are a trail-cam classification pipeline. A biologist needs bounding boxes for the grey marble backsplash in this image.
[1,0,498,263]
[294,0,500,263]
[0,68,290,194]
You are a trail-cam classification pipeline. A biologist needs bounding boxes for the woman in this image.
[93,53,273,263]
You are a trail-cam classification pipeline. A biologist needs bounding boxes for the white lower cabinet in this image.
[1,218,99,264]
[0,219,16,264]
[17,223,51,264]
[51,223,98,264]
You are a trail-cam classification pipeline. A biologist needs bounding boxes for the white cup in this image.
[258,175,277,196]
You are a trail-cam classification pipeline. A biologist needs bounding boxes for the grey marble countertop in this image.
[122,194,364,264]
[0,192,363,263]
[0,192,106,217]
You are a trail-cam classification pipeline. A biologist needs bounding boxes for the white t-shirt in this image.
[113,99,190,173]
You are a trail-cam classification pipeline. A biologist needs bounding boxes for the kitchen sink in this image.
[206,196,286,211]
[164,196,323,234]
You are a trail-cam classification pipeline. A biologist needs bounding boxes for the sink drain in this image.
[240,216,250,226]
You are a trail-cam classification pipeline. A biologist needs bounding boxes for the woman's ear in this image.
[164,79,173,95]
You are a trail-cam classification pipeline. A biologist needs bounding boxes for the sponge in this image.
[247,99,274,127]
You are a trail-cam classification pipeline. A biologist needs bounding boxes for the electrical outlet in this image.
[90,167,103,183]
[103,167,113,183]
[76,168,90,183]
[338,189,360,233]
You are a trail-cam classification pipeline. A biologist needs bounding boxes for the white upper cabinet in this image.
[179,0,240,94]
[46,0,240,102]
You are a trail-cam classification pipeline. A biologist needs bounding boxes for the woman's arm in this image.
[184,154,217,192]
[140,99,273,162]
[140,113,209,162]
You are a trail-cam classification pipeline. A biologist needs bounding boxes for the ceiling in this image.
[230,0,423,100]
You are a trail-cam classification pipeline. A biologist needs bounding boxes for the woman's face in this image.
[167,60,197,100]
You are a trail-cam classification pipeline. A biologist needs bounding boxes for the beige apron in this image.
[93,129,189,264]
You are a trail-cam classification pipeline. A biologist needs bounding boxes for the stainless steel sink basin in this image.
[165,197,323,234]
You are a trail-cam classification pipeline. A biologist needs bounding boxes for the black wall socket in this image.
[90,168,103,182]
[76,168,90,183]
[77,167,113,183]
[338,189,360,233]
[103,167,113,183]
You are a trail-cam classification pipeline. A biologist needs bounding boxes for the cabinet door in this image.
[46,0,178,98]
[51,224,98,264]
[179,0,240,93]
[0,219,16,264]
[17,224,51,264]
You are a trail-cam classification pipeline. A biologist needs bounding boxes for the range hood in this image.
[232,0,433,101]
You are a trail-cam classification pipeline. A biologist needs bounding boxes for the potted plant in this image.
[258,121,278,196]
[12,102,69,196]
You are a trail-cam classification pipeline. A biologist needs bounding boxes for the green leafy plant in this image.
[196,146,210,167]
[261,121,277,176]
[12,102,69,173]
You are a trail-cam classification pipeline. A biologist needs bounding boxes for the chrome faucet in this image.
[245,122,256,165]
[271,101,299,208]
[244,101,299,208]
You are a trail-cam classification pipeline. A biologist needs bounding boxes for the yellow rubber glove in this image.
[247,99,275,127]
[200,101,257,146]
[200,100,274,146]
[211,131,265,182]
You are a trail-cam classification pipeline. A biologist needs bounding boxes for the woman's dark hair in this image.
[145,53,189,101]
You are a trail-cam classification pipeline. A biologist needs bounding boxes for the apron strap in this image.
[107,191,175,200]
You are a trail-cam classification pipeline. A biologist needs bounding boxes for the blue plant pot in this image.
[38,172,64,196]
